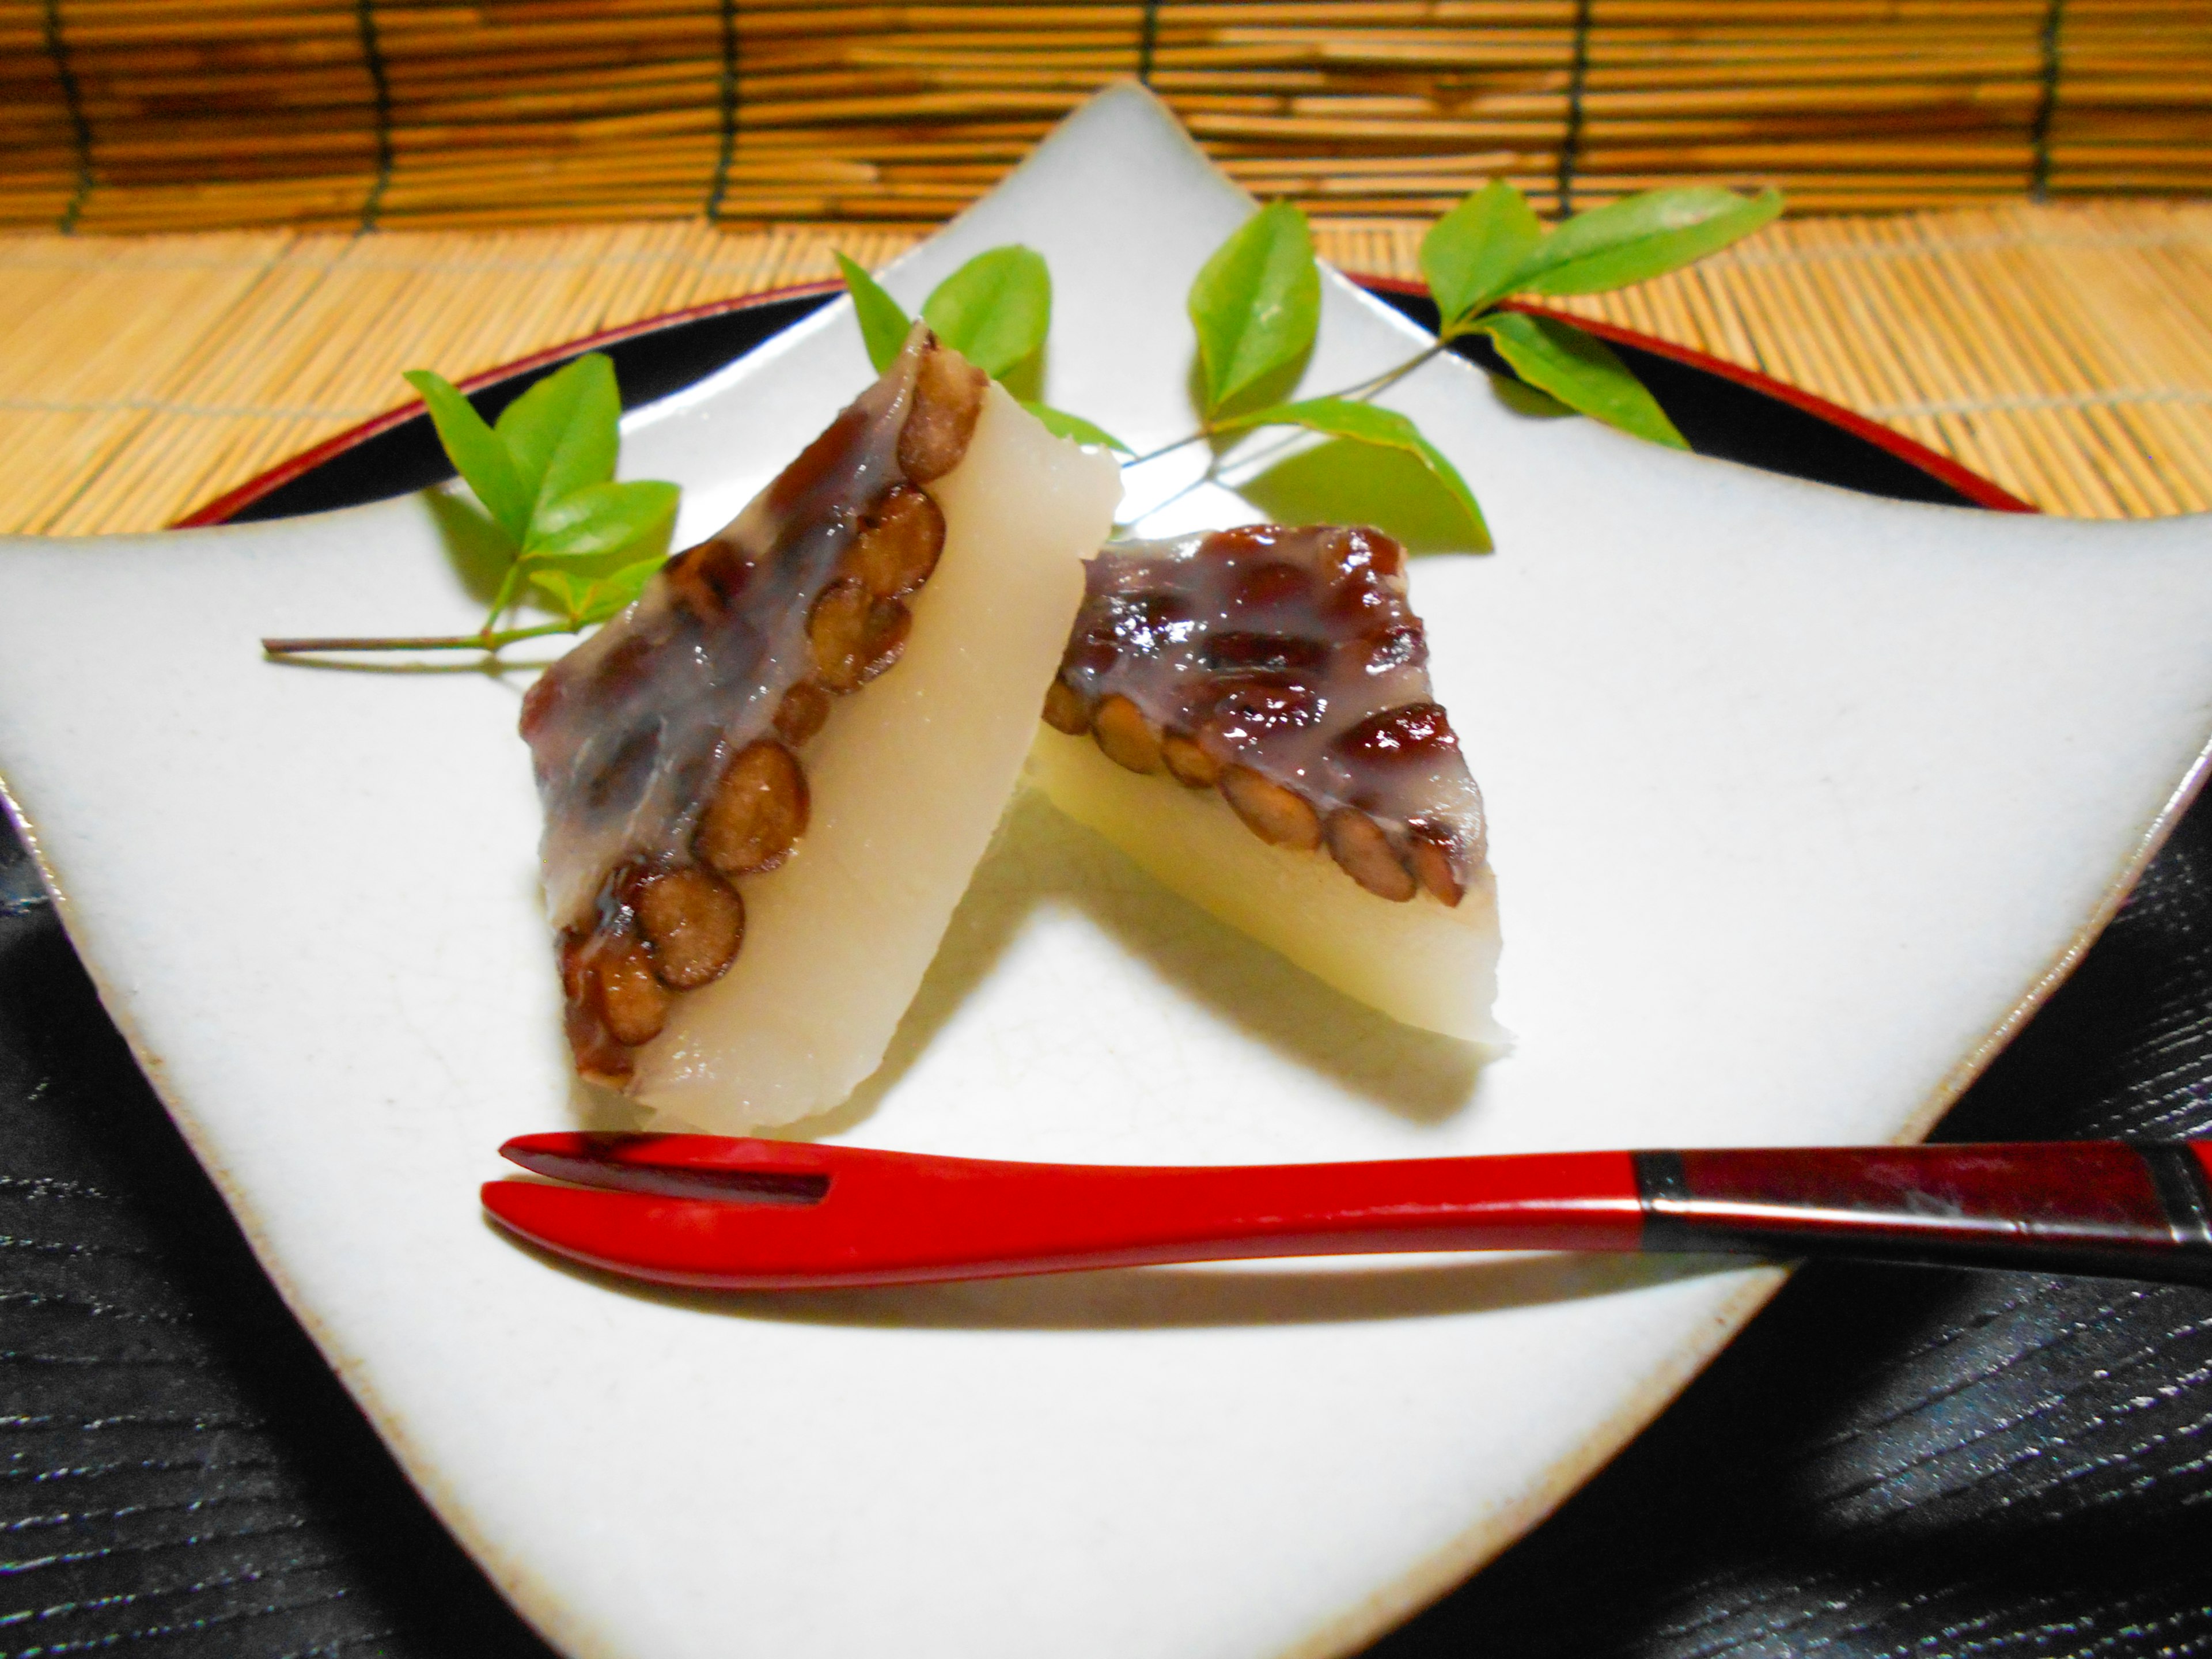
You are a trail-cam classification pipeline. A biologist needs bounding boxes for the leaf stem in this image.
[1122,429,1213,467]
[1119,342,1448,472]
[480,558,528,634]
[262,619,578,656]
[1374,342,1449,394]
[1331,342,1448,402]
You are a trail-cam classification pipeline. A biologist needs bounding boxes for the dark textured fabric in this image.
[0,821,559,1657]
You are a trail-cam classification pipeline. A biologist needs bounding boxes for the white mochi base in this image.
[1027,728,1506,1048]
[632,388,1123,1127]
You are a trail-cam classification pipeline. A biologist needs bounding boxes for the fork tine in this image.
[501,1132,840,1205]
[482,1180,840,1289]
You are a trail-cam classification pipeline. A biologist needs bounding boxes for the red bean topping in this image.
[590,632,658,699]
[1233,560,1312,610]
[772,681,832,747]
[1092,694,1162,774]
[1362,624,1426,674]
[597,941,671,1046]
[518,671,563,743]
[1205,525,1284,559]
[1219,766,1322,850]
[1325,809,1416,902]
[1334,701,1458,765]
[1203,632,1329,674]
[563,916,669,1058]
[1100,591,1195,658]
[897,344,988,483]
[635,867,747,989]
[1320,525,1404,583]
[1207,679,1324,744]
[1042,677,1093,736]
[850,484,945,600]
[664,536,752,622]
[1405,820,1465,907]
[1326,578,1395,627]
[1065,624,1121,677]
[582,726,660,814]
[559,931,630,1080]
[809,578,911,692]
[1161,732,1222,788]
[766,403,871,517]
[698,740,809,876]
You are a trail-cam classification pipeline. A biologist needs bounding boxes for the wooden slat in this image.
[2,201,2208,536]
[9,2,2211,232]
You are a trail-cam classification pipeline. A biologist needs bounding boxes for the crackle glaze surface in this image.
[2,86,2211,1659]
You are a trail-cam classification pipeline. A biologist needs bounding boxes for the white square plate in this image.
[3,86,2211,1659]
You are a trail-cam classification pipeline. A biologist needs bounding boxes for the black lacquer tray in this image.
[6,283,2206,1658]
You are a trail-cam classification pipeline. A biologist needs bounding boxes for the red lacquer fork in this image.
[483,1133,2212,1291]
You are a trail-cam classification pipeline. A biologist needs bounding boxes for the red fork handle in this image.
[482,1137,2212,1291]
[1637,1142,2212,1285]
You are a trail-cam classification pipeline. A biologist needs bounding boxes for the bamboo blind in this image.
[3,200,2208,536]
[5,3,2209,236]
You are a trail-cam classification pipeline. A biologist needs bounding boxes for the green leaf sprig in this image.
[1010,180,1775,548]
[835,249,1128,452]
[262,351,678,657]
[1181,200,1486,539]
[1421,181,1782,449]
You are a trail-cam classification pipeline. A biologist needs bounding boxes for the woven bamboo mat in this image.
[3,199,2209,536]
[13,3,2212,230]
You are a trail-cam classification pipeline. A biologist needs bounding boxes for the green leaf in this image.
[1188,200,1321,417]
[494,352,620,521]
[403,369,532,543]
[1474,312,1688,449]
[1509,187,1782,297]
[529,554,666,626]
[922,245,1052,380]
[1019,400,1131,452]
[521,480,680,563]
[1216,396,1487,543]
[1420,180,1544,331]
[524,566,599,620]
[837,252,914,374]
[581,555,668,621]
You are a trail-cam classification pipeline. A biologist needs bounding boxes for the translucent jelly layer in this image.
[1029,732,1503,1046]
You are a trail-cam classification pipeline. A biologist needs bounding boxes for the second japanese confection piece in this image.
[1028,524,1502,1046]
[521,324,1123,1128]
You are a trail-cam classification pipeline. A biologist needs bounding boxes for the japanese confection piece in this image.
[521,325,1123,1128]
[1028,524,1502,1046]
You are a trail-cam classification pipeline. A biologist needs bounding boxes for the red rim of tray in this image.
[175,274,2034,528]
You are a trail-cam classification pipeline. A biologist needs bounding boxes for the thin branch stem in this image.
[1346,342,1448,400]
[1123,429,1213,467]
[1119,343,1448,472]
[262,619,578,656]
